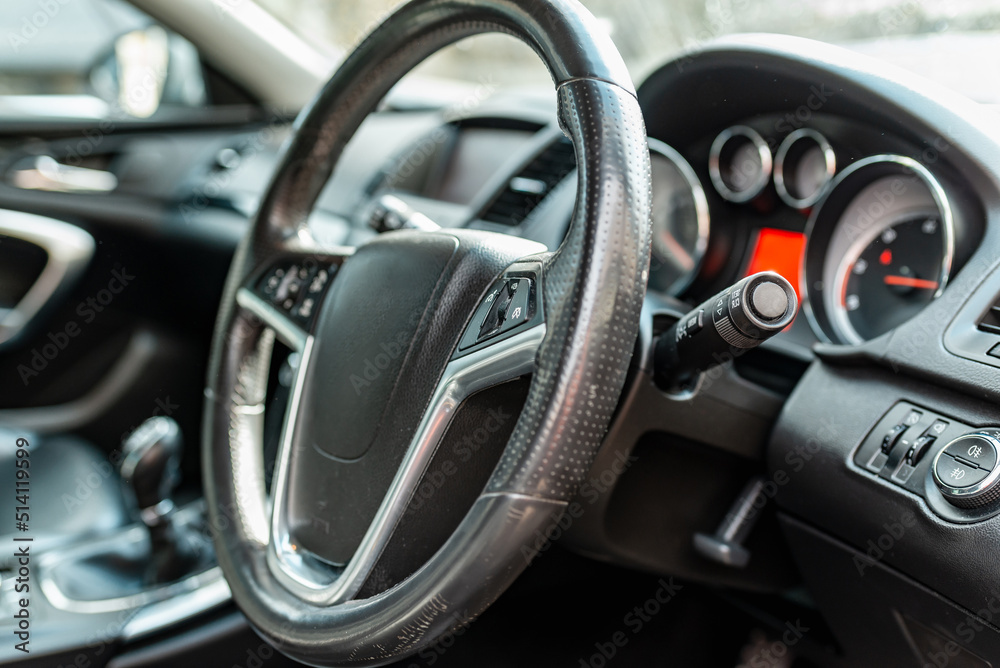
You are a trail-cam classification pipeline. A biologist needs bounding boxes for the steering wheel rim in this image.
[203,0,651,665]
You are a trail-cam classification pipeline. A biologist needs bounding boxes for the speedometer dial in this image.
[802,155,956,344]
[647,138,710,295]
[832,215,946,342]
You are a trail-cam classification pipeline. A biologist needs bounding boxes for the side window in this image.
[1,0,209,119]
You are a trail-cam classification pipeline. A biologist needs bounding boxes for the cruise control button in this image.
[500,279,531,333]
[478,281,515,339]
[935,453,989,488]
[309,269,329,293]
[945,435,997,471]
[296,298,315,319]
[458,280,506,351]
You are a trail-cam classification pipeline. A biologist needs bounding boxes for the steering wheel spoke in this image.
[236,244,352,350]
[265,316,546,605]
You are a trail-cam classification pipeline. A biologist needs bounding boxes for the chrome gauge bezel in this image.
[647,137,711,296]
[774,128,836,209]
[801,154,955,345]
[708,125,772,203]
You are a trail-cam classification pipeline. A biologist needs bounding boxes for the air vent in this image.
[978,300,1000,335]
[481,137,576,226]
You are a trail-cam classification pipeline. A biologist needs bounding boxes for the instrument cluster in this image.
[646,120,977,346]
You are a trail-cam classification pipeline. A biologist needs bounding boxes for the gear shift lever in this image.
[120,417,200,583]
[121,417,181,523]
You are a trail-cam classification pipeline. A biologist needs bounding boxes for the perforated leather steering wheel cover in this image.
[202,1,651,665]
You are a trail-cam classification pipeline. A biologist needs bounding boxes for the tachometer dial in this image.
[647,138,710,295]
[802,155,955,344]
[833,214,946,342]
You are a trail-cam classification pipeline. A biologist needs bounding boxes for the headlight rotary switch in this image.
[932,429,1000,508]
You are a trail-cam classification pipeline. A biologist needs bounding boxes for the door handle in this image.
[9,155,117,194]
[0,211,94,347]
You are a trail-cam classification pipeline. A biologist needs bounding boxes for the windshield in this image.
[257,0,1000,103]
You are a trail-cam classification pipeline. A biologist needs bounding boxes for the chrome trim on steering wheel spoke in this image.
[266,323,546,605]
[236,287,309,351]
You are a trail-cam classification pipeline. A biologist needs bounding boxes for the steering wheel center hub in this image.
[287,229,540,565]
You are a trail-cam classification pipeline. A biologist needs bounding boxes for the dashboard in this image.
[359,75,983,364]
[7,31,1000,667]
[336,37,1000,662]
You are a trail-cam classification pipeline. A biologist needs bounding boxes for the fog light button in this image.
[944,434,997,470]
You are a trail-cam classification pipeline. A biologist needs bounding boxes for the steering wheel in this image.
[203,0,651,664]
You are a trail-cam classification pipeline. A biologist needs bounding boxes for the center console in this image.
[0,419,228,666]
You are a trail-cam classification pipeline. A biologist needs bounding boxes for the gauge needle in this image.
[658,233,695,271]
[883,275,939,289]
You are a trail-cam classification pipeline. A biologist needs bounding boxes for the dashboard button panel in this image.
[256,259,338,328]
[856,402,969,485]
[854,402,1000,522]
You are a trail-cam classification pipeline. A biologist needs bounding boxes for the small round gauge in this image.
[709,126,772,203]
[802,155,955,344]
[774,129,836,209]
[647,138,710,295]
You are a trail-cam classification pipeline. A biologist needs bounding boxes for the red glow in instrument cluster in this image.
[744,228,806,302]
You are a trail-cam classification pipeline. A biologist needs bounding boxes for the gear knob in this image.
[120,416,182,526]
